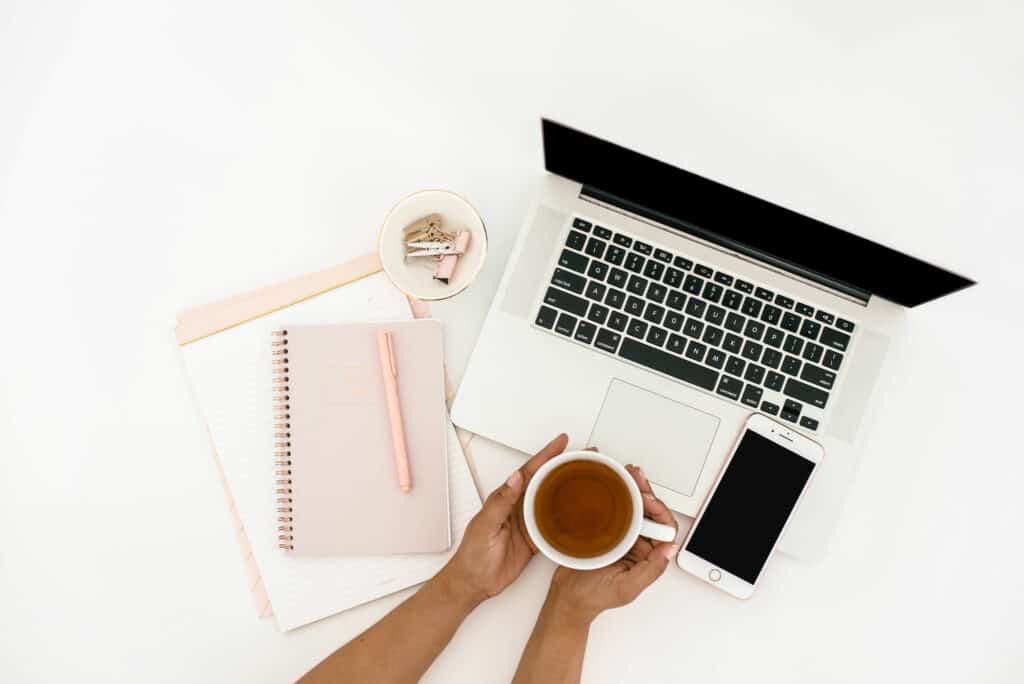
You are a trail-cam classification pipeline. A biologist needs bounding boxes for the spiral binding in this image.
[271,329,294,551]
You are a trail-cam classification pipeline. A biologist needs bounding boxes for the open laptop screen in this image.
[542,119,973,307]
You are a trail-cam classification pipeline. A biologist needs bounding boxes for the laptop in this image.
[451,119,974,559]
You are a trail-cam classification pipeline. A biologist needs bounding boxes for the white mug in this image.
[523,451,678,570]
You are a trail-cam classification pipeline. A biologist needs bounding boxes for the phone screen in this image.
[685,430,816,584]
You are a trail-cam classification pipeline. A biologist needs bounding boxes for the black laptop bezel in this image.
[542,119,974,307]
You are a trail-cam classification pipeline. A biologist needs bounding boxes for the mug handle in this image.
[639,518,677,543]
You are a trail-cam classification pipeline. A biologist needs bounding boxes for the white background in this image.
[2,1,1022,682]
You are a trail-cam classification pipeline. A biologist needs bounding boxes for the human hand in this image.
[440,433,569,604]
[544,464,678,625]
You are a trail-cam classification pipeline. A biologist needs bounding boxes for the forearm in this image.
[512,588,592,684]
[300,563,483,684]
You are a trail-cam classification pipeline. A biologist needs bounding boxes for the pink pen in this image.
[377,329,412,492]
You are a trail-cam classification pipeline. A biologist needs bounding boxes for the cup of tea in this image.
[523,451,677,570]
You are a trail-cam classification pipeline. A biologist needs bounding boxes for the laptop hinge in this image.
[581,184,872,306]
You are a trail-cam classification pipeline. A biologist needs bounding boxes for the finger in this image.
[620,542,677,601]
[521,433,569,481]
[626,465,677,529]
[478,468,526,530]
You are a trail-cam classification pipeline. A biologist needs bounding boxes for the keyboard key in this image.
[667,333,687,354]
[801,364,836,389]
[618,338,719,391]
[836,318,855,332]
[647,283,667,303]
[820,327,851,351]
[536,306,557,329]
[706,349,726,369]
[555,313,577,336]
[605,288,626,309]
[664,267,684,288]
[683,318,704,338]
[783,334,804,355]
[552,268,586,293]
[627,319,648,339]
[686,299,707,317]
[625,253,645,273]
[755,287,774,301]
[760,305,781,325]
[608,268,628,288]
[683,275,704,295]
[644,260,665,280]
[735,279,754,293]
[742,297,762,317]
[764,327,785,348]
[609,311,628,331]
[585,281,606,301]
[587,261,609,281]
[643,303,666,325]
[593,225,612,239]
[762,348,783,369]
[796,303,814,317]
[765,371,785,391]
[588,304,609,325]
[572,218,592,231]
[815,310,835,325]
[716,375,743,400]
[654,249,673,263]
[781,399,803,423]
[784,378,828,409]
[575,321,597,344]
[695,264,714,278]
[741,384,763,408]
[667,290,687,310]
[725,312,745,333]
[781,312,801,332]
[595,328,622,353]
[723,333,743,354]
[705,305,726,326]
[799,319,821,340]
[800,416,819,431]
[605,245,626,265]
[802,342,823,363]
[664,311,684,332]
[744,320,765,341]
[824,350,844,371]
[633,241,653,255]
[559,249,588,273]
[647,326,668,347]
[715,272,734,286]
[673,256,693,270]
[761,401,780,416]
[774,294,794,309]
[544,287,589,316]
[627,275,648,295]
[702,325,724,346]
[744,364,766,385]
[626,296,645,316]
[613,234,633,247]
[703,282,723,303]
[726,356,746,377]
[566,230,587,250]
[741,340,763,361]
[782,355,802,376]
[685,340,707,363]
[585,238,606,259]
[723,290,743,310]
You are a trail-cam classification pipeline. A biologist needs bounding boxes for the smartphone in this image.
[676,413,823,599]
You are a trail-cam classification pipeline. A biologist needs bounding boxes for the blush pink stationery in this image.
[377,330,413,492]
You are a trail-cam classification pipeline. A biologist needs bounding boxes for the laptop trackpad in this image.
[588,380,721,496]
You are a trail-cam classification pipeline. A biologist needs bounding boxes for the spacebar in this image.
[618,338,719,391]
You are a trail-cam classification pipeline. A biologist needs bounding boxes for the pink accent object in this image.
[433,230,471,284]
[377,329,413,492]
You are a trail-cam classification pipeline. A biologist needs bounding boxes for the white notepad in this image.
[181,273,481,631]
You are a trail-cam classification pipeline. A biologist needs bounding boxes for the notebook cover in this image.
[281,320,449,555]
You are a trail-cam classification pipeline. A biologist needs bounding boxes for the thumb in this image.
[478,469,525,529]
[620,543,676,602]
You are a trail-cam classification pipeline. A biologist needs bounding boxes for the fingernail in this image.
[635,466,645,477]
[505,470,522,488]
[661,543,679,560]
[643,492,656,501]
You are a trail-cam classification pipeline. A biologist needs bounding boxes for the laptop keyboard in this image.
[533,217,857,432]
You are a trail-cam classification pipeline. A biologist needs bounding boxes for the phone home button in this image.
[708,569,722,582]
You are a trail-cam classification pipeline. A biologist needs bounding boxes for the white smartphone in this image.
[676,413,823,599]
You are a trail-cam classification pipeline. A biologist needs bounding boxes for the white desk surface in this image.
[2,2,1022,682]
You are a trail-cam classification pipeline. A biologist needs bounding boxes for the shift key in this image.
[783,377,829,409]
